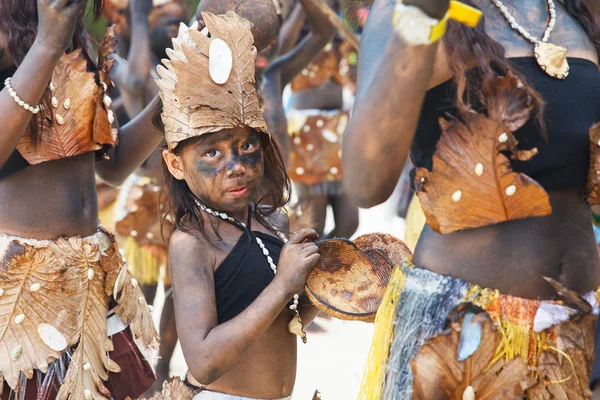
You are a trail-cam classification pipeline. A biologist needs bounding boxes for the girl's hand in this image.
[403,0,450,19]
[36,0,87,55]
[274,229,320,295]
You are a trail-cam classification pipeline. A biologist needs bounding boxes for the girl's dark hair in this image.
[161,130,291,244]
[0,0,104,142]
[443,0,600,126]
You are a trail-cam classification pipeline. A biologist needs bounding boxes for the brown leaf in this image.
[543,277,593,314]
[98,26,117,89]
[313,389,323,400]
[113,270,160,358]
[115,183,174,247]
[17,49,117,164]
[137,376,198,400]
[412,316,535,399]
[416,75,551,234]
[0,242,80,389]
[586,123,600,205]
[353,233,412,267]
[156,12,269,150]
[526,315,595,399]
[306,239,394,321]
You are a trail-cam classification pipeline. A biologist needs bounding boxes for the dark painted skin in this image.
[344,0,600,305]
[0,0,164,240]
[163,126,322,397]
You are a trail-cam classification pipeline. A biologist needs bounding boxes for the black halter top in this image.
[213,212,285,324]
[412,57,600,190]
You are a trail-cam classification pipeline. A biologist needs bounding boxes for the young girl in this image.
[157,12,321,399]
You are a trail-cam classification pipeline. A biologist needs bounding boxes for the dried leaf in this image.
[412,316,535,399]
[353,233,412,267]
[98,26,117,90]
[115,183,174,247]
[416,75,551,233]
[313,389,323,400]
[0,242,80,389]
[156,12,269,150]
[17,49,117,164]
[113,270,160,360]
[306,239,394,321]
[543,277,593,314]
[586,123,600,205]
[526,315,595,399]
[135,376,199,400]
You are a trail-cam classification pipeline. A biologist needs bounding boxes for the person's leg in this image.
[326,192,359,239]
[299,194,328,237]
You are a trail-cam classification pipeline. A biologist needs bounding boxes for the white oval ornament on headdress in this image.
[209,38,233,85]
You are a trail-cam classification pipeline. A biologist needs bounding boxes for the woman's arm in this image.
[170,228,320,385]
[0,0,88,167]
[95,95,163,186]
[110,0,154,119]
[266,0,337,88]
[342,0,449,209]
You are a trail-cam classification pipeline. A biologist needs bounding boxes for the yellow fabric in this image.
[98,200,117,232]
[122,235,170,286]
[430,1,483,42]
[359,264,407,400]
[404,196,426,252]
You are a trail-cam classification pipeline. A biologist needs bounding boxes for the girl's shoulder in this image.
[169,228,213,268]
[259,206,290,233]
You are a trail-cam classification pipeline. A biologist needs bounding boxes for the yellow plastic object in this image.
[430,1,483,42]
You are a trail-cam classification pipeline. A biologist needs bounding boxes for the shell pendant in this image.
[534,42,569,79]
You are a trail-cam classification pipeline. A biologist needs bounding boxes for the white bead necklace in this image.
[490,0,569,79]
[195,199,307,343]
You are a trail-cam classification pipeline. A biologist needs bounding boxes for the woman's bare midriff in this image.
[187,310,298,398]
[0,152,99,239]
[414,187,600,299]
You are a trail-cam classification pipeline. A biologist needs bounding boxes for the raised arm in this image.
[109,0,154,119]
[266,0,337,87]
[95,94,163,186]
[276,2,305,56]
[170,228,319,385]
[0,0,87,167]
[342,0,450,208]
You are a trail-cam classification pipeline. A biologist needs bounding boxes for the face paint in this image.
[180,127,265,215]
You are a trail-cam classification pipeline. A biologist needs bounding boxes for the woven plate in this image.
[305,234,411,322]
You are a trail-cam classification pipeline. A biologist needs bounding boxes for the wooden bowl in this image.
[195,0,280,51]
[305,233,412,322]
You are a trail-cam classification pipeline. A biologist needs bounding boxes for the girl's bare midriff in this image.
[415,187,600,299]
[0,153,99,239]
[189,311,298,398]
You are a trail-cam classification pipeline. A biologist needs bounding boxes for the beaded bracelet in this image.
[4,78,40,114]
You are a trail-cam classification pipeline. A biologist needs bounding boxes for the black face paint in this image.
[195,159,219,178]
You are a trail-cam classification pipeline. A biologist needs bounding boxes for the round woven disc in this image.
[353,233,412,266]
[306,239,395,322]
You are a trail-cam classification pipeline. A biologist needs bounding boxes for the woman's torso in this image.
[413,0,600,299]
[189,219,297,398]
[0,153,99,238]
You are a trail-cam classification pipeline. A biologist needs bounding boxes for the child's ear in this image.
[162,149,185,180]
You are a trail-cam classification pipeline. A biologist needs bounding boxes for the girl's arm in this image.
[0,0,88,167]
[342,0,450,208]
[170,228,320,385]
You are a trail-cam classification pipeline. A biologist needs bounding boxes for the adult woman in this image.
[156,13,321,399]
[344,0,600,398]
[0,0,162,398]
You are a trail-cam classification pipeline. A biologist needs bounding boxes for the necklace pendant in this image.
[288,313,307,344]
[534,42,569,79]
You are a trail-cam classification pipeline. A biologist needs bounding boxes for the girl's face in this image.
[164,127,265,215]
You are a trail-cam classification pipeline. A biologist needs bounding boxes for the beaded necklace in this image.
[195,199,307,343]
